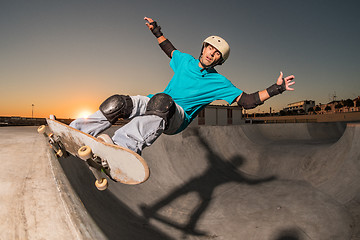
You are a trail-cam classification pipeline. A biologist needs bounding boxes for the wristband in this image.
[266,80,286,97]
[150,21,163,38]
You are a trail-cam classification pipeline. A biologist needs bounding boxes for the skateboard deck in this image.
[38,118,150,189]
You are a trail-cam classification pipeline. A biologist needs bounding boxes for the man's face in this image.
[200,44,222,67]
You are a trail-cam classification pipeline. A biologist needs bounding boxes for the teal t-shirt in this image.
[150,50,243,133]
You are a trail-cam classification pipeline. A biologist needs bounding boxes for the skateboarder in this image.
[70,17,295,155]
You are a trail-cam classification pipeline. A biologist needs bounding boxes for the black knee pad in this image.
[145,93,176,127]
[99,95,133,124]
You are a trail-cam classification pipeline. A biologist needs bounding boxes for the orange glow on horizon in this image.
[76,110,93,119]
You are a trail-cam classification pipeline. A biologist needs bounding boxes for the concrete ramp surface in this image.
[57,122,360,240]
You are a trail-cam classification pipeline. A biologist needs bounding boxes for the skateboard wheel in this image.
[78,146,92,160]
[37,125,46,134]
[95,178,108,191]
[56,149,63,157]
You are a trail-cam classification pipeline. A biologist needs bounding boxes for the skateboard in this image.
[38,118,150,190]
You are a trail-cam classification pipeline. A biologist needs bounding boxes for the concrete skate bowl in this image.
[57,122,360,240]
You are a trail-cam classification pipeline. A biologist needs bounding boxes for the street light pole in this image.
[32,104,34,118]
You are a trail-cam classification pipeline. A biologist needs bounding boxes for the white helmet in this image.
[202,36,230,65]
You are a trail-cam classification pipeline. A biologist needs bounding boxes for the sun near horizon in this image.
[75,110,93,119]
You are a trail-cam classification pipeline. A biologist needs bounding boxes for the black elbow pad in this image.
[159,39,176,58]
[237,92,264,109]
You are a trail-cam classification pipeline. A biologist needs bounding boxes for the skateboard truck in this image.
[78,146,109,191]
[48,133,67,157]
[38,125,67,158]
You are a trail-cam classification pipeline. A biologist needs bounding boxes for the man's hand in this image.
[144,17,155,31]
[277,71,295,91]
[144,16,167,45]
[236,71,296,104]
[144,17,162,38]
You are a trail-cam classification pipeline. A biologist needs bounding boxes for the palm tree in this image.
[335,103,343,109]
[308,107,315,114]
[344,99,354,108]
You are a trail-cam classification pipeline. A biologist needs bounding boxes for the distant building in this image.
[316,96,360,114]
[317,101,338,114]
[194,105,243,126]
[283,100,315,113]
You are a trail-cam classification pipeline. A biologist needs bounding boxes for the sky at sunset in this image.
[1,0,359,119]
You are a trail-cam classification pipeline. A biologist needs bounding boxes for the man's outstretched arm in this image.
[236,72,295,109]
[144,17,176,58]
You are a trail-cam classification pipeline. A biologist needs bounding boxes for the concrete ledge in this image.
[253,111,360,123]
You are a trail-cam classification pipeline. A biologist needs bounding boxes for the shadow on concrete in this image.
[139,128,276,237]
